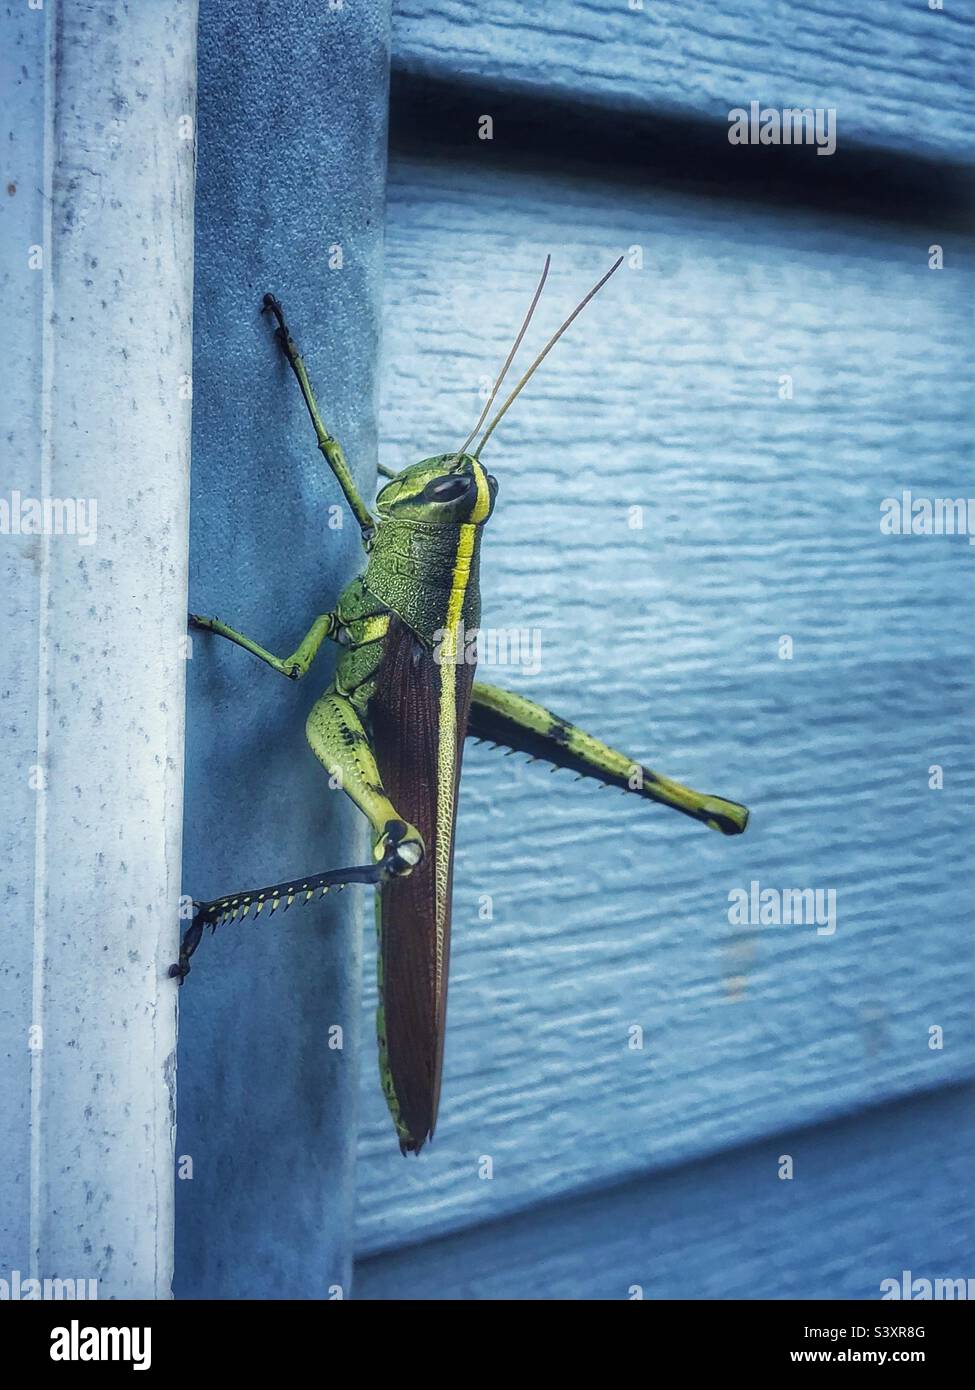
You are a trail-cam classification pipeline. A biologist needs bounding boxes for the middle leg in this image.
[189,611,338,680]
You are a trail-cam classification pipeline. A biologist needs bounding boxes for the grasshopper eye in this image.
[422,475,472,503]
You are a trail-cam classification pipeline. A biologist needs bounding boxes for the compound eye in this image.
[422,474,472,503]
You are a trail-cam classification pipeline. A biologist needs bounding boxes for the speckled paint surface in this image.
[174,0,390,1299]
[1,1,196,1299]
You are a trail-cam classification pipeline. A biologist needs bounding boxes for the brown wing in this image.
[368,615,475,1153]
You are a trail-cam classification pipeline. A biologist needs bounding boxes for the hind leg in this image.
[468,681,749,836]
[172,687,423,982]
[306,687,424,871]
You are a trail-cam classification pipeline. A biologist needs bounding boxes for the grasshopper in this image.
[173,257,750,1154]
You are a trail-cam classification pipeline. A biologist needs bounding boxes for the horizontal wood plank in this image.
[355,1084,974,1298]
[393,0,973,161]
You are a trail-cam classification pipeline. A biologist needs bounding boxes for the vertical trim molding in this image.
[0,0,198,1300]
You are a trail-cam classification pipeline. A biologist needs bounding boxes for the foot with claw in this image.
[261,292,289,345]
[168,914,205,983]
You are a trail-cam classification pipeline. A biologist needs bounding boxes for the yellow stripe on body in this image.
[433,464,491,996]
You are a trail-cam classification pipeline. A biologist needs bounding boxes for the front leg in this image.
[189,611,337,680]
[468,681,750,836]
[261,293,376,546]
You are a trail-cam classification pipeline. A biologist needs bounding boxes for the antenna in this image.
[473,256,624,457]
[456,255,551,457]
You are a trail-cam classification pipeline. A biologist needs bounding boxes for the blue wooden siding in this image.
[352,3,973,1297]
[356,1085,973,1300]
[393,0,973,161]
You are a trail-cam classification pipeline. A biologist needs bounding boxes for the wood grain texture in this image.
[393,0,973,161]
[355,1084,973,1299]
[354,156,973,1256]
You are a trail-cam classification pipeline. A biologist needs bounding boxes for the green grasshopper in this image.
[173,257,750,1154]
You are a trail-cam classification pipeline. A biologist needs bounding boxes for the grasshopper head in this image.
[374,260,622,534]
[375,454,497,527]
